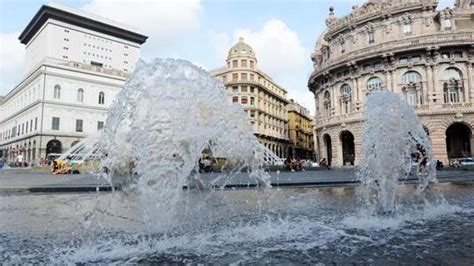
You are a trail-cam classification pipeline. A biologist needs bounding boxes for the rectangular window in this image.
[232,73,238,81]
[241,97,248,104]
[52,117,60,130]
[30,119,33,132]
[250,87,255,93]
[241,60,247,67]
[26,122,28,133]
[241,86,248,92]
[250,97,255,105]
[250,61,255,68]
[441,53,450,59]
[35,117,38,130]
[232,96,239,103]
[453,52,463,58]
[442,18,452,30]
[76,119,83,132]
[250,74,255,81]
[232,86,238,92]
[399,57,409,64]
[241,73,248,80]
[91,61,103,67]
[21,124,24,135]
[368,32,375,44]
[403,24,412,35]
[97,121,104,130]
[412,55,421,62]
[232,60,238,68]
[250,111,255,118]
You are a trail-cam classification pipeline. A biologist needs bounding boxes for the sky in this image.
[0,0,454,114]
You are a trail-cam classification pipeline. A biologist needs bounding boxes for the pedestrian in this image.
[319,158,331,170]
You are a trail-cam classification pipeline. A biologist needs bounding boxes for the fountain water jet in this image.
[62,58,275,228]
[357,91,437,213]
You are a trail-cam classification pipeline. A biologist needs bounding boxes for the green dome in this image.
[227,37,256,59]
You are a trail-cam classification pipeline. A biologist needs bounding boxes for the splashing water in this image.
[357,91,437,213]
[62,58,274,228]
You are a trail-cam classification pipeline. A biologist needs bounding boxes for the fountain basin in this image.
[1,184,473,264]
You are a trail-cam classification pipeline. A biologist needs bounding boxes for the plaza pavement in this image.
[0,167,473,193]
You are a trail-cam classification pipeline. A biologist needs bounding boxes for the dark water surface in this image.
[0,184,473,264]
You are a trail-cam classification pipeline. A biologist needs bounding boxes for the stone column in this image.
[432,64,440,100]
[432,128,449,165]
[332,131,341,167]
[333,84,340,116]
[424,64,432,105]
[384,70,391,91]
[353,125,363,166]
[390,69,395,92]
[354,76,360,102]
[466,63,473,103]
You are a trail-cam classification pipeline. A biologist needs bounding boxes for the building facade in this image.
[0,4,147,164]
[309,0,474,166]
[212,38,290,158]
[287,100,314,160]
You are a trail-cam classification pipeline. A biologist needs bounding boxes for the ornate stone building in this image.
[287,100,314,160]
[212,38,290,157]
[308,0,474,166]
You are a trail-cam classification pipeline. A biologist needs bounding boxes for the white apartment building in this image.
[0,3,147,164]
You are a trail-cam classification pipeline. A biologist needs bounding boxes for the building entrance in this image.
[323,134,332,166]
[341,130,355,165]
[446,123,472,159]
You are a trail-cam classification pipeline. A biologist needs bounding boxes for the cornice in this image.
[309,32,473,87]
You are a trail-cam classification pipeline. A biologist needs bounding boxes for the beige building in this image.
[309,0,474,166]
[287,100,314,160]
[212,38,290,158]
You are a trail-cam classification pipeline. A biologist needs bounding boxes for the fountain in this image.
[1,59,472,264]
[61,58,276,228]
[357,91,437,213]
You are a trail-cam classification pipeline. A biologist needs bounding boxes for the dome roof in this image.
[227,37,256,60]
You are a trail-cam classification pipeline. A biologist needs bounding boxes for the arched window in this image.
[443,68,463,103]
[402,71,422,84]
[53,85,61,99]
[340,84,352,114]
[323,91,331,116]
[367,77,383,92]
[77,88,84,102]
[402,71,423,106]
[443,68,462,80]
[340,84,352,96]
[98,91,105,105]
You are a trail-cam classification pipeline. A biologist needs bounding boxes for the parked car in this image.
[450,157,474,167]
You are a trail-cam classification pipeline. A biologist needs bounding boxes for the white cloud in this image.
[83,0,202,57]
[0,32,24,95]
[210,19,315,114]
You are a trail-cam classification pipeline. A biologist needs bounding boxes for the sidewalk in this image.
[0,168,472,193]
